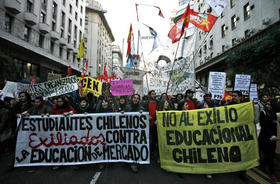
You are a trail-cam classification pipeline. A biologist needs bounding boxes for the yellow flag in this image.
[77,35,85,61]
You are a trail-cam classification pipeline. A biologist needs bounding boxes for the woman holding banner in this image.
[76,97,95,114]
[52,96,76,115]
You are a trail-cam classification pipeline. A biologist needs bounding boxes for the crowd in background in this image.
[0,89,279,181]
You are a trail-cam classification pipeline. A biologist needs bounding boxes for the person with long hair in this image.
[52,96,76,115]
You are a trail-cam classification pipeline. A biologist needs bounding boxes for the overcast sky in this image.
[98,0,179,56]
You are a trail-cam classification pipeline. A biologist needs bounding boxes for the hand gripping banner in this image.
[156,102,259,174]
[15,112,149,167]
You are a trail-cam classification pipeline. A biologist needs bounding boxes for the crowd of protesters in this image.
[0,89,279,181]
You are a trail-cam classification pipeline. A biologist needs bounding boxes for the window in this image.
[69,4,72,14]
[26,0,34,13]
[68,19,72,33]
[245,29,250,38]
[199,49,202,57]
[59,45,63,57]
[24,26,31,41]
[52,2,57,19]
[231,15,237,30]
[50,41,55,54]
[203,44,207,53]
[80,18,82,26]
[52,21,56,31]
[63,0,65,6]
[40,12,46,23]
[85,19,88,25]
[5,14,13,33]
[60,28,64,37]
[41,0,47,11]
[209,39,213,49]
[81,6,83,14]
[61,12,65,27]
[232,38,237,46]
[67,50,70,60]
[74,25,77,39]
[230,0,236,8]
[244,3,250,20]
[221,24,226,38]
[74,40,77,48]
[76,0,78,7]
[79,31,82,43]
[73,55,76,63]
[68,35,71,43]
[85,28,88,34]
[222,45,225,52]
[75,12,78,20]
[39,35,44,48]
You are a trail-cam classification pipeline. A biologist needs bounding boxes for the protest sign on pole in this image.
[156,102,259,174]
[249,83,258,102]
[47,73,62,81]
[208,72,226,100]
[14,112,150,167]
[234,74,251,95]
[111,79,133,96]
[77,76,103,97]
[27,75,78,98]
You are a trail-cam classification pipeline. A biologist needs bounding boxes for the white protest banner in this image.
[14,112,150,167]
[47,73,62,81]
[208,72,226,100]
[27,75,78,98]
[234,74,251,95]
[249,83,258,102]
[0,81,18,97]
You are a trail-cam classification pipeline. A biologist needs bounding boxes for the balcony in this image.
[24,12,37,25]
[4,0,21,14]
[38,23,50,34]
[67,43,74,51]
[50,31,60,40]
[60,37,67,45]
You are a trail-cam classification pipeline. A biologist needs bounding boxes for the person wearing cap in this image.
[182,89,197,110]
[198,93,215,109]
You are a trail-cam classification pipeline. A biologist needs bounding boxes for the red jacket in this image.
[52,104,76,114]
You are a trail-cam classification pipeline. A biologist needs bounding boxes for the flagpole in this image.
[138,30,150,92]
[165,40,180,94]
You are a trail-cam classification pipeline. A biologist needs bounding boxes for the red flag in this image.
[126,24,135,57]
[222,90,232,101]
[3,77,7,86]
[135,4,165,21]
[31,76,35,85]
[154,6,165,18]
[189,9,218,32]
[67,66,72,76]
[168,5,190,43]
[83,60,88,73]
[104,64,108,79]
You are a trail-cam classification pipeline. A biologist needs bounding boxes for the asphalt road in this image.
[1,153,279,184]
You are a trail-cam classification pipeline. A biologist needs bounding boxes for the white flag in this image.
[206,0,227,16]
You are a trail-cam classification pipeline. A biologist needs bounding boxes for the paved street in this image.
[1,153,280,184]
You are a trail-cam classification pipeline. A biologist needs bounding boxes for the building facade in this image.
[85,0,114,78]
[193,0,280,88]
[111,45,122,78]
[0,0,86,83]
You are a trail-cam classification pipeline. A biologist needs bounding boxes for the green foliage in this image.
[226,23,280,95]
[0,52,18,88]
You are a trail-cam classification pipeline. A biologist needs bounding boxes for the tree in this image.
[226,23,280,95]
[0,52,18,88]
